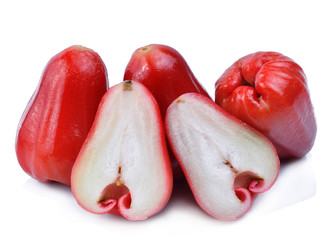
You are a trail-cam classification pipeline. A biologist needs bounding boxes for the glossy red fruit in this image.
[215,52,317,159]
[165,93,280,220]
[71,81,173,221]
[124,44,211,178]
[15,45,108,185]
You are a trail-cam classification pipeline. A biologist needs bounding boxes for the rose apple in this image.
[15,45,108,185]
[71,81,173,220]
[165,93,279,220]
[215,51,317,159]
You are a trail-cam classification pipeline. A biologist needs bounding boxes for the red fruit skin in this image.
[15,45,108,185]
[124,44,211,178]
[215,52,317,159]
[124,44,210,119]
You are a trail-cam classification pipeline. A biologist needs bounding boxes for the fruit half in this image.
[165,93,279,220]
[71,80,173,220]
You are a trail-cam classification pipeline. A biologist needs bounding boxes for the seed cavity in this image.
[98,179,130,207]
[234,171,263,190]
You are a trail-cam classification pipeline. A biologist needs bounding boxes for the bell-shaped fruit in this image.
[124,44,211,179]
[215,51,317,159]
[71,80,173,221]
[165,93,279,220]
[15,45,108,185]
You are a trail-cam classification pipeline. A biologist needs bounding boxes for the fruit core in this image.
[98,178,131,210]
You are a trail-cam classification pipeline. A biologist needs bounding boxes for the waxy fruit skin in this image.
[215,52,317,159]
[165,93,280,220]
[15,45,108,186]
[124,44,210,119]
[71,81,173,221]
[124,44,211,178]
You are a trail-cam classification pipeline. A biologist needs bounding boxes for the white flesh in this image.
[166,94,279,220]
[72,82,172,220]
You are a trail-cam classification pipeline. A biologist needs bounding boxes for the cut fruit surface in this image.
[71,80,173,220]
[165,93,279,220]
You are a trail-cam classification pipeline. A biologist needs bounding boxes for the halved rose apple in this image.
[165,93,279,220]
[71,80,173,220]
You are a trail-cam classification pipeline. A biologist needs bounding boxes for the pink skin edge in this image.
[71,81,173,220]
[165,93,280,220]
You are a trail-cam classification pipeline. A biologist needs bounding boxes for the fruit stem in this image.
[123,80,133,91]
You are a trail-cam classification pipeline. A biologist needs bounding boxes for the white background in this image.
[1,0,330,239]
